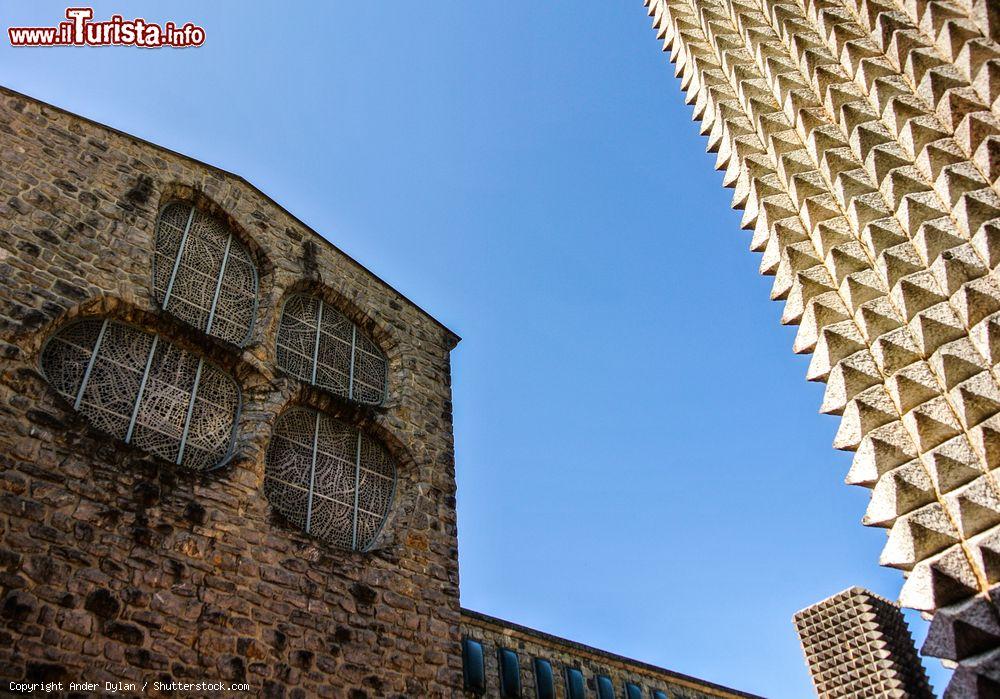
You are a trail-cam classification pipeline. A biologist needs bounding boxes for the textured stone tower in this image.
[794,587,933,697]
[641,0,1000,691]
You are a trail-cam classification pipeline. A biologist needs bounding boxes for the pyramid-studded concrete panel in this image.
[794,587,933,697]
[641,0,1000,688]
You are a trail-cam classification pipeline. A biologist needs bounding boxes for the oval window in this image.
[153,202,258,346]
[41,319,240,470]
[265,407,395,550]
[276,294,387,405]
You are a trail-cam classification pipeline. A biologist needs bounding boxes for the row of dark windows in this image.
[462,638,671,699]
[38,201,398,552]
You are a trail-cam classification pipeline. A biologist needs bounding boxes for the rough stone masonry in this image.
[0,84,754,698]
[0,84,462,698]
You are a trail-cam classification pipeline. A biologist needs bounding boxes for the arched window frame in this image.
[265,406,397,552]
[275,293,389,407]
[39,318,242,471]
[153,201,260,347]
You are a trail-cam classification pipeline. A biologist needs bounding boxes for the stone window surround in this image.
[152,200,261,347]
[275,292,389,407]
[154,186,401,359]
[39,317,243,471]
[31,296,416,555]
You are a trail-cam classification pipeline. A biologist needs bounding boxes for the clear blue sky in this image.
[0,2,952,696]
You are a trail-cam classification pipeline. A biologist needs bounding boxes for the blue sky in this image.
[0,2,952,695]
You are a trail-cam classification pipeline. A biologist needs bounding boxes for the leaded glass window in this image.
[153,202,258,346]
[265,407,395,551]
[40,319,240,470]
[276,294,387,406]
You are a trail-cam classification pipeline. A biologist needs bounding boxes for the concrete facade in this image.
[641,0,1000,691]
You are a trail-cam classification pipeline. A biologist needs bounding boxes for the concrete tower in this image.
[794,587,933,697]
[641,0,1000,691]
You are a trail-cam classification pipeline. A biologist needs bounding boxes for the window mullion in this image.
[162,205,196,311]
[125,334,160,444]
[74,318,109,410]
[311,299,324,385]
[352,429,362,550]
[348,324,357,401]
[175,357,205,465]
[305,410,320,534]
[205,233,233,335]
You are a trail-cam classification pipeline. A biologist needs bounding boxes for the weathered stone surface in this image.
[460,609,756,699]
[83,589,120,619]
[0,85,462,697]
[0,78,758,697]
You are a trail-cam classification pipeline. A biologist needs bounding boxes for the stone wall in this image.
[459,609,759,699]
[641,0,1000,690]
[0,85,462,697]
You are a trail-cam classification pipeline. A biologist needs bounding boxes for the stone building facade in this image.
[641,0,1000,692]
[459,610,759,699]
[0,86,749,698]
[0,83,463,698]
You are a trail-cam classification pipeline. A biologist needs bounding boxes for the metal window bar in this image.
[73,318,109,410]
[161,205,196,311]
[124,334,160,444]
[242,259,260,347]
[175,357,205,465]
[348,324,357,401]
[310,298,324,385]
[351,429,363,550]
[42,319,241,472]
[204,233,234,335]
[305,410,321,534]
